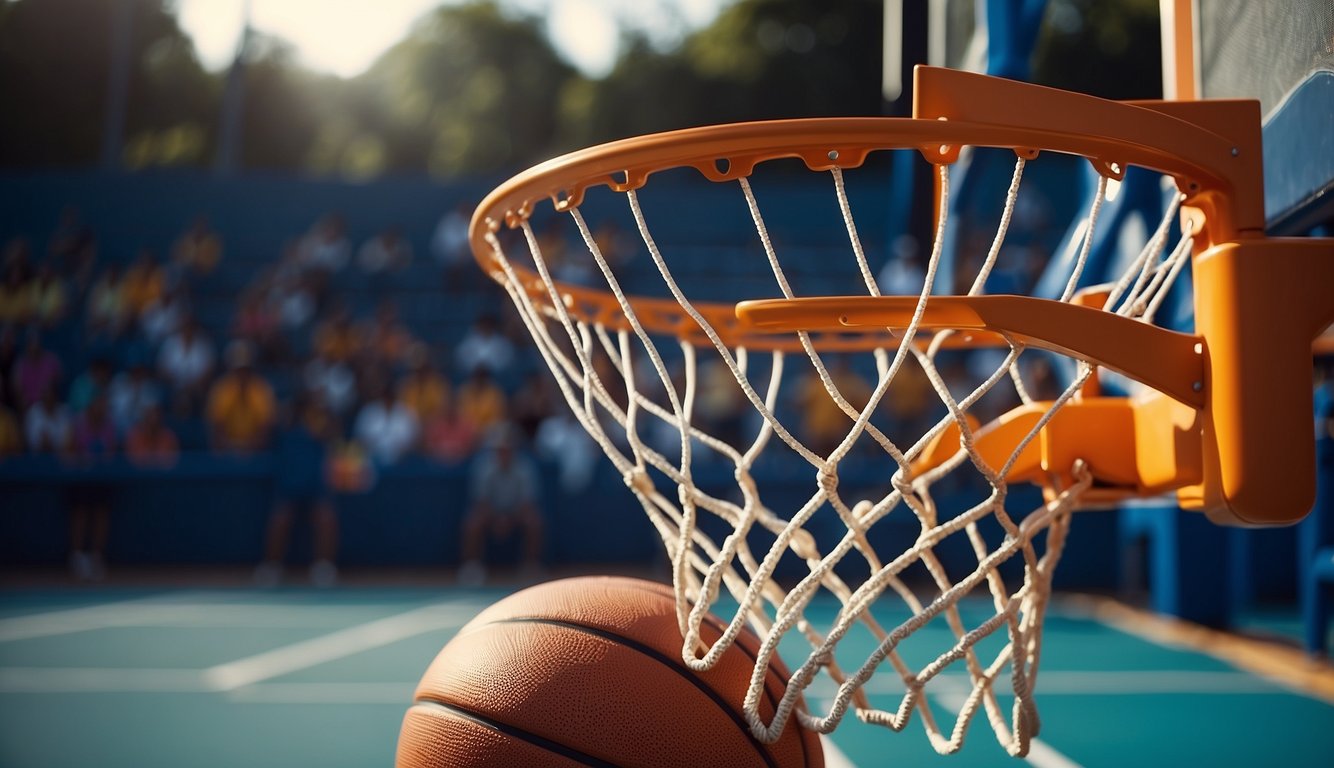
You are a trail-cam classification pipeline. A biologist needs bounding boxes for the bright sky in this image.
[176,0,727,79]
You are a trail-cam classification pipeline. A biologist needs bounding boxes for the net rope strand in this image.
[481,148,1197,757]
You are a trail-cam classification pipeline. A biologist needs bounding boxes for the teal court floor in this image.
[0,584,1331,768]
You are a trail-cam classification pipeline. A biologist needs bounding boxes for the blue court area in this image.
[1,584,1330,768]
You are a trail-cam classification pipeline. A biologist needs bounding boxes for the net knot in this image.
[817,463,839,495]
[623,466,656,497]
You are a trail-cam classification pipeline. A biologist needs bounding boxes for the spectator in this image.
[140,283,189,347]
[86,263,130,340]
[298,213,351,274]
[205,341,276,453]
[303,347,357,420]
[12,327,62,409]
[67,393,117,581]
[68,356,114,413]
[313,304,362,365]
[458,424,545,586]
[877,235,926,296]
[108,359,162,434]
[47,206,97,288]
[795,357,872,457]
[0,263,32,326]
[26,265,67,328]
[422,398,477,464]
[233,285,285,365]
[357,226,412,273]
[536,409,598,494]
[158,319,215,417]
[121,248,165,319]
[24,385,70,453]
[171,215,222,275]
[398,345,449,422]
[352,379,419,465]
[509,371,554,443]
[124,404,178,467]
[455,366,507,435]
[431,200,473,285]
[256,394,340,587]
[269,260,316,331]
[360,300,415,368]
[455,313,515,378]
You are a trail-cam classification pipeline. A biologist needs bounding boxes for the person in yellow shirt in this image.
[455,366,507,435]
[397,345,449,421]
[120,248,165,319]
[172,216,223,275]
[206,342,276,453]
[795,356,873,457]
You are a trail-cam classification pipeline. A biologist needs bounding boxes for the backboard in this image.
[1161,0,1332,234]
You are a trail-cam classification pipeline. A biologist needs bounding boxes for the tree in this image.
[0,0,217,169]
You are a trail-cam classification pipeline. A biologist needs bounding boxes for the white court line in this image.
[204,603,480,691]
[0,593,209,643]
[0,667,208,693]
[820,734,858,768]
[803,669,1281,698]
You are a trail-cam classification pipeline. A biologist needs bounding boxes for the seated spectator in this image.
[24,385,70,453]
[108,359,162,434]
[86,263,130,340]
[353,379,419,465]
[455,366,507,435]
[398,345,449,422]
[124,404,178,467]
[795,356,872,457]
[256,394,339,587]
[233,285,285,365]
[26,265,67,327]
[158,319,215,417]
[303,347,357,420]
[269,262,316,331]
[536,409,599,494]
[68,393,116,581]
[458,424,544,586]
[422,399,477,464]
[47,206,97,288]
[121,248,165,319]
[357,226,412,273]
[509,371,554,443]
[313,304,362,365]
[360,300,414,368]
[431,200,473,287]
[171,215,223,275]
[298,213,351,274]
[455,313,515,378]
[140,283,189,347]
[205,341,276,453]
[68,356,114,414]
[0,263,32,326]
[12,327,62,409]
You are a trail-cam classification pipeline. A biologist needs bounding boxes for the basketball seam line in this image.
[487,616,784,768]
[604,580,815,768]
[410,698,622,768]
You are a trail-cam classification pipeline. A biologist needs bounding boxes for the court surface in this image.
[1,584,1331,768]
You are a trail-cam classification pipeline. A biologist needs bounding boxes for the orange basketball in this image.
[396,576,823,768]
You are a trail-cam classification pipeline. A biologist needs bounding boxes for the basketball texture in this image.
[396,575,823,768]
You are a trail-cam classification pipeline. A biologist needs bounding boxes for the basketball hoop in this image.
[469,67,1334,755]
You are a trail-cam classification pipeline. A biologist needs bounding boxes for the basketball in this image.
[396,576,824,768]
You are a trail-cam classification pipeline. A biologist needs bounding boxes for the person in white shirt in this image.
[357,227,413,273]
[108,360,162,434]
[353,382,419,465]
[455,313,515,378]
[158,320,215,416]
[25,386,71,453]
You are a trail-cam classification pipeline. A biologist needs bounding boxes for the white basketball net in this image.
[479,154,1192,757]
